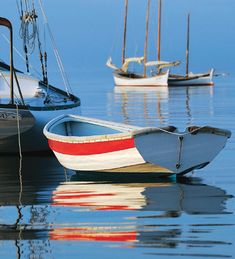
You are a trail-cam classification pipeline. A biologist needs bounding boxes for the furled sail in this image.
[121,57,144,72]
[145,60,181,70]
[106,57,119,70]
[106,56,144,72]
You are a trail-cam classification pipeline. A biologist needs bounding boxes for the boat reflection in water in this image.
[0,155,65,242]
[112,85,214,127]
[0,155,233,257]
[51,172,232,243]
[113,86,169,125]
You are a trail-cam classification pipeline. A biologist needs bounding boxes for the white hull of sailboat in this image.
[169,69,214,86]
[114,70,169,86]
[0,72,40,98]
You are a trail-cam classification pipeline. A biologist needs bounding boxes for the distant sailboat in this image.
[168,14,214,86]
[106,0,179,87]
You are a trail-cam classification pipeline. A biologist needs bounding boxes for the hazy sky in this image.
[1,0,235,81]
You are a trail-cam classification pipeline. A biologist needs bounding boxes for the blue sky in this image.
[1,0,235,82]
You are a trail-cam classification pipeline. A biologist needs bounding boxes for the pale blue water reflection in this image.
[1,77,234,258]
[0,154,234,258]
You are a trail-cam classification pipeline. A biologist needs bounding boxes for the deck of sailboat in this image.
[0,83,79,112]
[114,71,144,79]
[0,94,78,109]
[114,70,168,79]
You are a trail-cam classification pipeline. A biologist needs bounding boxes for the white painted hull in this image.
[135,127,229,175]
[114,70,169,86]
[53,148,145,172]
[44,115,231,176]
[0,72,39,98]
[169,69,214,86]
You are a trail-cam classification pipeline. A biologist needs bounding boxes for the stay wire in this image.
[38,0,73,96]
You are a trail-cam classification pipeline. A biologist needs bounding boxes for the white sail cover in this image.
[106,56,144,72]
[121,57,144,72]
[106,57,119,70]
[145,60,181,69]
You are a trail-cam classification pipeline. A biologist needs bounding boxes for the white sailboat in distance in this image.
[107,0,180,87]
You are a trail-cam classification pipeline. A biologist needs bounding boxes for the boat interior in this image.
[116,71,144,79]
[51,120,125,137]
[115,70,167,79]
[169,72,210,80]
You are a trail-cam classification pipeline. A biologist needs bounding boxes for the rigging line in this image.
[38,0,73,96]
[43,24,49,84]
[20,0,23,15]
[16,104,22,173]
[15,0,21,17]
[35,23,47,83]
[24,0,29,11]
[16,104,23,165]
[0,71,22,103]
[1,33,41,77]
[109,6,122,61]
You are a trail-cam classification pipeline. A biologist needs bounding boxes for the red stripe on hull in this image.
[48,138,135,155]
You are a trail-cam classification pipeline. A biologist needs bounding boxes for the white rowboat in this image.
[43,114,231,176]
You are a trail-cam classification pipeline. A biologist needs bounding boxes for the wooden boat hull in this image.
[168,69,214,86]
[114,70,169,86]
[43,115,231,176]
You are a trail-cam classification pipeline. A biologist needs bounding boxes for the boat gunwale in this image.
[44,115,231,144]
[113,70,169,80]
[169,73,210,81]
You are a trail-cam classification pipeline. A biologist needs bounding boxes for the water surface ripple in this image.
[0,80,235,258]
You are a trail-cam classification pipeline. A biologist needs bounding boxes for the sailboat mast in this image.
[157,0,161,62]
[186,13,190,76]
[144,0,151,77]
[122,0,129,65]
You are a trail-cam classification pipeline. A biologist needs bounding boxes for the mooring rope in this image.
[16,104,23,159]
[15,104,23,241]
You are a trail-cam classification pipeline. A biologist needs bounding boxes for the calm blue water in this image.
[1,0,235,258]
